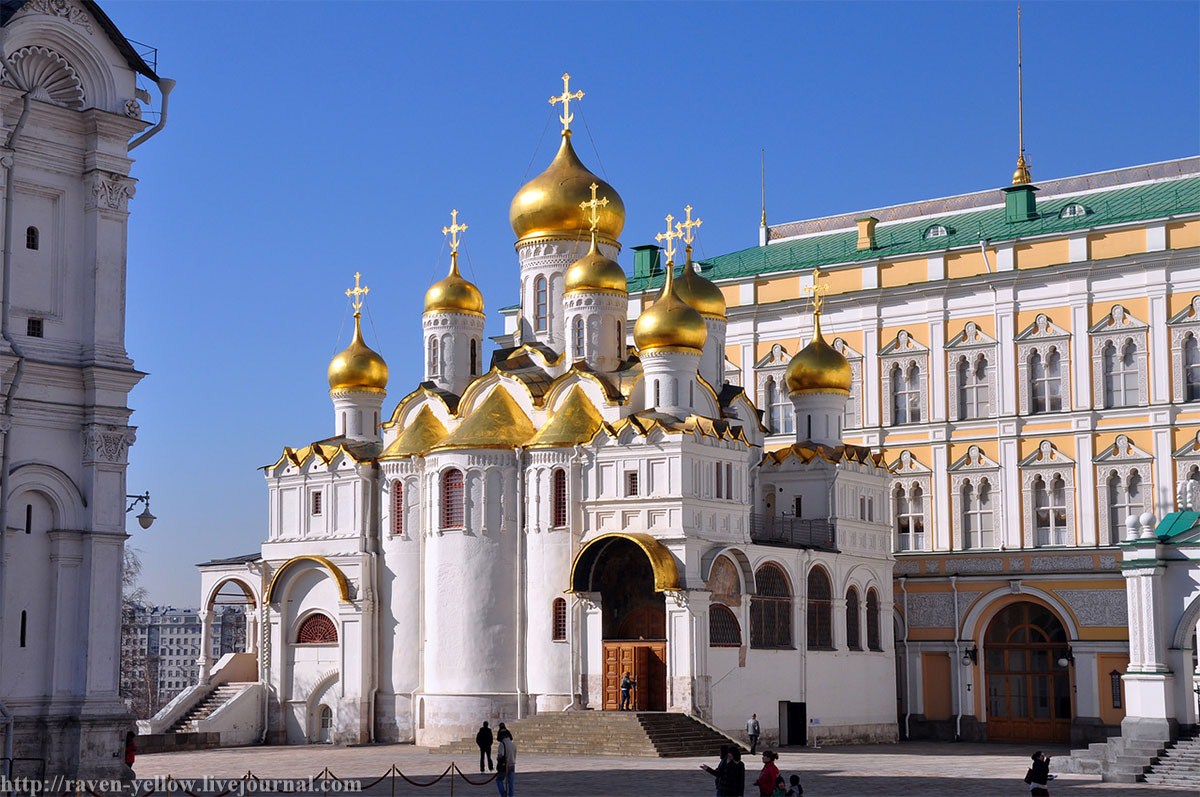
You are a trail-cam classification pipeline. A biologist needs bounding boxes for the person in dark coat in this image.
[496,722,512,741]
[475,721,493,773]
[699,744,730,797]
[1026,750,1054,796]
[725,748,746,797]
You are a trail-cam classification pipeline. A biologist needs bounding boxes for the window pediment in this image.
[890,449,932,474]
[880,329,928,357]
[949,445,1000,471]
[946,321,997,349]
[1093,434,1152,464]
[754,343,791,369]
[1016,313,1069,341]
[1173,430,1200,460]
[1088,304,1147,335]
[1168,296,1200,326]
[831,337,862,359]
[1019,440,1075,468]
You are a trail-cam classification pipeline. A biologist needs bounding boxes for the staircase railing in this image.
[749,514,837,550]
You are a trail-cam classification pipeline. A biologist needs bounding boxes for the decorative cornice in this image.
[14,0,94,34]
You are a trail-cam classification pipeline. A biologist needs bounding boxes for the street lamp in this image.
[961,646,978,666]
[126,492,156,530]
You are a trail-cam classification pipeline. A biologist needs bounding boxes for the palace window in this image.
[750,563,792,649]
[573,317,585,359]
[1185,333,1200,402]
[1102,339,1140,408]
[764,376,793,435]
[1106,469,1144,545]
[1059,203,1090,219]
[891,362,922,424]
[624,471,639,497]
[866,588,881,651]
[894,483,925,551]
[428,336,440,376]
[1033,474,1069,546]
[310,491,323,516]
[441,468,464,529]
[296,614,338,644]
[1029,349,1064,413]
[961,479,994,550]
[923,224,950,239]
[551,468,568,528]
[845,587,861,651]
[534,276,548,332]
[806,566,833,650]
[551,597,567,641]
[709,605,742,647]
[391,480,404,536]
[25,226,38,250]
[956,354,991,420]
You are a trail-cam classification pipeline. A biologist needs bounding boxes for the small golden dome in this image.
[675,261,726,318]
[785,314,851,395]
[1012,153,1032,186]
[424,256,484,316]
[328,314,388,392]
[510,132,625,244]
[634,263,707,353]
[565,235,627,295]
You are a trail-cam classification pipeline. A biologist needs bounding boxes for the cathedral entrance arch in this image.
[570,533,680,711]
[984,601,1072,743]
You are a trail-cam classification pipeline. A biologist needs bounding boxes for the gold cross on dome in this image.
[655,214,680,264]
[675,204,702,249]
[442,209,468,255]
[345,271,369,314]
[549,72,584,133]
[579,182,609,232]
[803,268,830,314]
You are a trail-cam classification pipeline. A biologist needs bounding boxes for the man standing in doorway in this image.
[746,713,761,754]
[620,671,636,711]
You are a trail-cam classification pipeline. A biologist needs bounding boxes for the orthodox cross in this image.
[803,268,829,314]
[345,272,369,315]
[549,72,584,133]
[675,204,702,263]
[442,208,468,254]
[655,214,680,264]
[579,182,609,232]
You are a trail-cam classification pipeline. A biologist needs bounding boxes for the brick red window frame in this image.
[552,468,568,528]
[391,480,404,536]
[442,469,464,529]
[552,597,567,641]
[297,614,338,644]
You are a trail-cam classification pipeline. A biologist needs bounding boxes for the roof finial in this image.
[803,268,830,339]
[579,181,609,246]
[675,204,702,266]
[345,271,370,318]
[442,208,468,274]
[1012,5,1032,186]
[549,72,584,136]
[760,148,767,227]
[655,213,680,266]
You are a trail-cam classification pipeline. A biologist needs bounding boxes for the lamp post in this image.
[126,492,156,530]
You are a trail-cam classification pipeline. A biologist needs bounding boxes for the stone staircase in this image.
[1143,733,1200,788]
[430,711,745,758]
[1062,735,1170,784]
[169,683,253,732]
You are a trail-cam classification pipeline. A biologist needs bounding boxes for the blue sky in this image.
[111,1,1200,606]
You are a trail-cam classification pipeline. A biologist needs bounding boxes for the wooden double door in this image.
[603,641,666,711]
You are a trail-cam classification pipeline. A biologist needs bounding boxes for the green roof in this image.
[1154,510,1200,541]
[626,176,1200,294]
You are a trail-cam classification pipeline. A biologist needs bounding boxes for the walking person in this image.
[1024,751,1054,796]
[746,713,761,754]
[699,744,730,797]
[495,732,516,797]
[755,750,780,796]
[619,671,636,710]
[476,721,493,773]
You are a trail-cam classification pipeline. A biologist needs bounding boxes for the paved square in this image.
[135,742,1194,796]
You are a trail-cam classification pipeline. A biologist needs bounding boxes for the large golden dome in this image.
[424,256,484,316]
[328,314,389,392]
[510,132,625,244]
[634,263,707,353]
[785,314,851,395]
[565,235,627,295]
[675,262,726,318]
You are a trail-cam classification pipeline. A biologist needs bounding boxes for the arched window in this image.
[1107,470,1143,544]
[1030,349,1063,413]
[866,588,881,650]
[25,226,38,250]
[962,479,994,549]
[845,587,861,650]
[750,563,792,649]
[1185,333,1200,402]
[470,339,478,376]
[297,614,338,644]
[806,567,833,650]
[534,276,548,332]
[573,317,585,358]
[551,597,567,641]
[892,363,922,424]
[1033,474,1068,546]
[895,484,925,551]
[441,468,464,529]
[428,336,440,376]
[391,480,404,536]
[709,605,742,647]
[653,379,661,407]
[764,378,778,430]
[551,468,568,528]
[1103,339,1139,408]
[957,354,990,420]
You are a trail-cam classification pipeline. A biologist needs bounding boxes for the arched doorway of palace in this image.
[570,534,676,711]
[984,601,1072,743]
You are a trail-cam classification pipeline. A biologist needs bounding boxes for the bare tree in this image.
[119,547,158,718]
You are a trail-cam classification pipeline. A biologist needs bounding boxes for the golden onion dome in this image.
[328,314,389,392]
[633,262,707,353]
[424,256,484,316]
[675,260,726,319]
[510,132,625,244]
[784,313,851,395]
[565,235,627,295]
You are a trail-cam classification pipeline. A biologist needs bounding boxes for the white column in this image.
[196,610,213,685]
[1074,433,1097,546]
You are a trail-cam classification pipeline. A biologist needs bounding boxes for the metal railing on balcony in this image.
[749,513,837,551]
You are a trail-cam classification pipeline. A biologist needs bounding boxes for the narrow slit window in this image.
[25,226,38,250]
[552,597,567,641]
[24,504,31,534]
[311,491,323,516]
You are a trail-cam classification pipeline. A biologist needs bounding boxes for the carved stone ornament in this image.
[86,172,135,212]
[665,589,689,609]
[82,423,136,465]
[3,46,85,108]
[124,98,142,119]
[14,0,93,34]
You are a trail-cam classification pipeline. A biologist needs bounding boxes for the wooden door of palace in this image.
[602,642,666,711]
[984,602,1072,743]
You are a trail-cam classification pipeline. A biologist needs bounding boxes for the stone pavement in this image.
[135,741,1194,796]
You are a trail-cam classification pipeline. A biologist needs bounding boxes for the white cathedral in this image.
[194,80,898,748]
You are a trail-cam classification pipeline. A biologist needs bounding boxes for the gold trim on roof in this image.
[528,385,609,449]
[434,387,536,451]
[267,440,375,471]
[760,442,886,469]
[381,405,448,459]
[568,532,681,593]
[265,555,351,604]
[382,386,457,430]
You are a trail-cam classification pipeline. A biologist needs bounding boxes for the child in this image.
[771,775,788,797]
[786,773,804,796]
